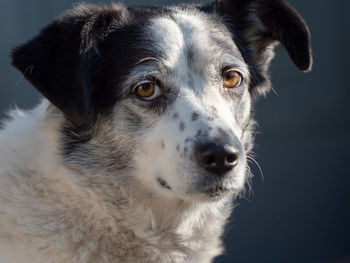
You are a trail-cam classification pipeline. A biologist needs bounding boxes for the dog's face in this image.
[127,13,252,199]
[12,1,312,201]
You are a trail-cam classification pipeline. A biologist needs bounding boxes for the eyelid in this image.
[132,76,160,89]
[221,65,244,76]
[133,79,154,89]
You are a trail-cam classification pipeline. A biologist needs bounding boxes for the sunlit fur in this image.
[0,1,312,262]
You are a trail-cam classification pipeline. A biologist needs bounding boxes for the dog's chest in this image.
[0,214,222,263]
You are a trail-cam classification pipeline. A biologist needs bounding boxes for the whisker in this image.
[244,164,254,196]
[237,192,251,202]
[247,155,264,182]
[271,86,279,96]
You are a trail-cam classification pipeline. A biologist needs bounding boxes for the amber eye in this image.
[223,70,242,88]
[135,81,161,100]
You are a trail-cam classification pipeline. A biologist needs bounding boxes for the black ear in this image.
[214,0,312,92]
[11,4,129,125]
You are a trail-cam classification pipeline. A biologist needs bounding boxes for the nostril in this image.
[225,152,238,166]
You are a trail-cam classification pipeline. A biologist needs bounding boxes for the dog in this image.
[0,0,312,262]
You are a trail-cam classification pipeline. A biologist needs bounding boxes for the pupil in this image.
[226,73,234,80]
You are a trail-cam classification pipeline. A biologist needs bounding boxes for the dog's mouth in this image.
[203,183,230,197]
[157,178,231,199]
[156,174,237,199]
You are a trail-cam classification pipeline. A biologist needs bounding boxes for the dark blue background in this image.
[1,1,349,262]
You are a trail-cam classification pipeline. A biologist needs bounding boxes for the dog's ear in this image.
[12,4,129,125]
[213,0,312,93]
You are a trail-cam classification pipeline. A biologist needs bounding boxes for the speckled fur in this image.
[0,102,233,263]
[0,1,312,262]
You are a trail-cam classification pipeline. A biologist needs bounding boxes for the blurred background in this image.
[0,0,349,262]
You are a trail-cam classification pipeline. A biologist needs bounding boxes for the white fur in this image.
[0,101,234,263]
[0,9,250,263]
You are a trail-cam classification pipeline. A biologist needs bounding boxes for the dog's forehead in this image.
[143,9,246,74]
[113,8,250,98]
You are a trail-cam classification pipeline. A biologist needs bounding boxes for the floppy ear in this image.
[11,4,129,125]
[213,0,312,94]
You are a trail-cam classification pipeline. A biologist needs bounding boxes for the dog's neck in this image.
[0,101,233,262]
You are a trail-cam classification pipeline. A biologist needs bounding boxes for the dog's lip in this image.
[202,182,231,197]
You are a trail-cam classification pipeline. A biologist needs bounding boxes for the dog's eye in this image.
[223,70,242,88]
[134,81,161,100]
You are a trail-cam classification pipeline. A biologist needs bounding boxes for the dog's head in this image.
[12,1,312,201]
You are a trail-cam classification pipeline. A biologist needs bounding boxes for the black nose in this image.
[195,142,239,176]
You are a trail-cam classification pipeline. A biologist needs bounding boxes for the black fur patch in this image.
[202,0,312,97]
[11,4,171,125]
[12,4,131,125]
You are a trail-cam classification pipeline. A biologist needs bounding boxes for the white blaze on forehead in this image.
[147,12,248,75]
[173,11,246,63]
[147,18,185,69]
[173,12,211,51]
[147,13,215,71]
